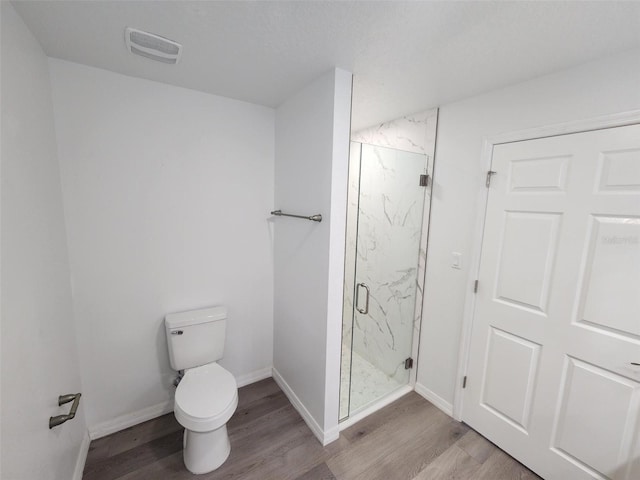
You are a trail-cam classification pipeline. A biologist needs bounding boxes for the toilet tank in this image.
[165,306,227,371]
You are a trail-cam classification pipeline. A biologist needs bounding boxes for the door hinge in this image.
[462,376,467,389]
[419,174,430,187]
[486,170,497,188]
[404,357,414,369]
[473,280,479,293]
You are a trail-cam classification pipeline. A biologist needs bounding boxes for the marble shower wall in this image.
[352,110,438,156]
[341,109,438,409]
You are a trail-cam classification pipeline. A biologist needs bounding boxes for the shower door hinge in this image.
[474,280,479,293]
[419,174,430,187]
[404,357,414,369]
[486,170,497,188]
[463,376,468,389]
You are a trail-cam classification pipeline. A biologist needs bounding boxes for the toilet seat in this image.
[174,362,238,432]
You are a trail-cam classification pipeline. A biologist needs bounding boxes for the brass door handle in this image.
[49,393,81,429]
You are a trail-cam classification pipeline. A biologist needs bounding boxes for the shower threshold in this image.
[339,351,413,429]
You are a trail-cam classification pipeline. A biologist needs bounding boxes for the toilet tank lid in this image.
[165,306,227,329]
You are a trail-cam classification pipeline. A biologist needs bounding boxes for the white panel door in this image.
[464,123,640,480]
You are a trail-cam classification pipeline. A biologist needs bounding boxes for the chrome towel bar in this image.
[270,210,322,222]
[49,393,81,429]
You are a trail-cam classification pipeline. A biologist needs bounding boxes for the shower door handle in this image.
[356,283,370,315]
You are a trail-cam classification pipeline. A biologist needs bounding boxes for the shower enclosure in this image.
[340,142,429,421]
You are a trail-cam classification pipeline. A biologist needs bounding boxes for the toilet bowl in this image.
[165,306,238,474]
[174,362,238,474]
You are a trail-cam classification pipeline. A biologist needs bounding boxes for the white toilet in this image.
[165,306,238,474]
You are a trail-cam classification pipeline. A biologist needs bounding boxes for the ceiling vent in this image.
[125,27,182,64]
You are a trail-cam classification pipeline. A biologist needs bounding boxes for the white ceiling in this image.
[12,1,640,130]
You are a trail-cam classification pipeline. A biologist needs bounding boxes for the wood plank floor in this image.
[83,378,541,480]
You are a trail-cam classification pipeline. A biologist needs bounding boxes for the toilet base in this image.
[183,425,231,474]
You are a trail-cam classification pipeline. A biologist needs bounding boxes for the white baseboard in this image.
[414,382,453,417]
[72,430,91,480]
[323,425,340,445]
[272,367,336,446]
[89,400,174,440]
[88,366,273,440]
[236,366,272,387]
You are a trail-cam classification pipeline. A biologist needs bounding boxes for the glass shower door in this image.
[341,143,427,419]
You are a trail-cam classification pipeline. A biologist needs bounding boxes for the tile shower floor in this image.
[340,350,404,420]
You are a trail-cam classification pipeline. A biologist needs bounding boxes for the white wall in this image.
[48,59,275,433]
[273,69,352,443]
[1,3,88,479]
[417,49,640,412]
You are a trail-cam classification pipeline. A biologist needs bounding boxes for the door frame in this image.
[453,108,640,422]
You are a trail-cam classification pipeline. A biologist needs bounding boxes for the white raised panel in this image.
[576,216,640,340]
[509,155,570,192]
[481,328,541,432]
[552,358,640,479]
[495,211,561,314]
[597,148,640,192]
